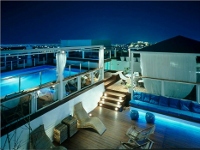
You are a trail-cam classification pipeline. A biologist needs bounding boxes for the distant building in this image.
[60,39,111,49]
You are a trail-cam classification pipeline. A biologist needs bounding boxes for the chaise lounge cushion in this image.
[130,91,200,123]
[169,98,180,109]
[29,124,67,150]
[73,102,106,135]
[133,91,142,101]
[180,99,191,111]
[159,96,169,107]
[142,93,151,103]
[149,95,159,105]
[30,125,55,149]
[191,101,200,114]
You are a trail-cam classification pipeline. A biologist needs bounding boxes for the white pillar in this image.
[32,92,37,113]
[197,85,200,103]
[56,51,66,100]
[77,76,81,90]
[128,48,130,57]
[99,46,104,80]
[114,48,117,58]
[130,52,134,99]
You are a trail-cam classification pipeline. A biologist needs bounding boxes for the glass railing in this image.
[0,68,103,129]
[1,93,32,128]
[1,68,57,98]
[64,77,78,96]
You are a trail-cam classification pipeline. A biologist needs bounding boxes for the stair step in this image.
[98,101,123,112]
[99,101,122,107]
[103,91,126,99]
[101,96,124,103]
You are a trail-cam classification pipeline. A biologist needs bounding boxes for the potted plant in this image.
[123,67,130,75]
[125,83,132,93]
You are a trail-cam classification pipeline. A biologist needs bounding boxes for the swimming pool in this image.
[0,65,85,98]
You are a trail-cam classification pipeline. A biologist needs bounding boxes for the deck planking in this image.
[53,71,200,149]
[54,106,200,149]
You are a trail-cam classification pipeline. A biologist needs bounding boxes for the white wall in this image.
[110,59,129,71]
[133,61,141,73]
[1,83,105,150]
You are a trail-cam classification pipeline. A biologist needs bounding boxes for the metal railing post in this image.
[23,59,25,68]
[11,61,13,70]
[69,65,71,76]
[34,58,36,66]
[19,77,21,92]
[40,72,42,86]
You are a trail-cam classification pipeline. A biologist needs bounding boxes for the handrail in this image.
[142,76,200,85]
[1,67,56,80]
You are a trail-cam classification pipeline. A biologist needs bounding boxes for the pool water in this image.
[0,65,85,98]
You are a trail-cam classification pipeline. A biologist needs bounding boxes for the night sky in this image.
[1,1,200,44]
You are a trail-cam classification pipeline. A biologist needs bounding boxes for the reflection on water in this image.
[1,67,84,98]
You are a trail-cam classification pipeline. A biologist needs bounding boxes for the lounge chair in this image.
[73,102,106,135]
[118,138,154,149]
[29,124,67,150]
[126,125,155,141]
[116,71,130,85]
[1,94,32,126]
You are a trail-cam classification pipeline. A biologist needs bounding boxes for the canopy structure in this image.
[56,51,67,100]
[140,53,196,99]
[130,35,200,103]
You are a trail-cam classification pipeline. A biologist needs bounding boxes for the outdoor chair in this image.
[116,71,130,85]
[126,125,155,141]
[1,94,32,126]
[29,124,67,150]
[118,138,154,149]
[73,102,106,135]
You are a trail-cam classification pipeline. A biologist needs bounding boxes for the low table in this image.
[138,80,144,87]
[53,123,68,144]
[62,115,78,137]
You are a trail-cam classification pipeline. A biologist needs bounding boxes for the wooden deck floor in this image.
[53,71,200,149]
[54,106,200,149]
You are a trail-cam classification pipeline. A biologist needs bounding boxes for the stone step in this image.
[101,96,124,104]
[103,91,126,99]
[98,101,123,112]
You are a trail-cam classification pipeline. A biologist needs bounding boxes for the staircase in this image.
[98,91,126,112]
[98,73,131,112]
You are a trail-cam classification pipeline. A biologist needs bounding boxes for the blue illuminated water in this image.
[129,107,200,148]
[0,65,85,98]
